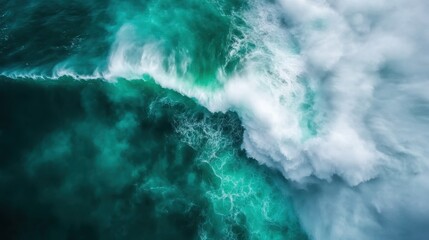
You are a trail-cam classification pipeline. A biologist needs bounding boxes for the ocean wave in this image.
[2,0,429,239]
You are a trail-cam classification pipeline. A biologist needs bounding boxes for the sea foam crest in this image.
[105,0,378,186]
[106,0,429,239]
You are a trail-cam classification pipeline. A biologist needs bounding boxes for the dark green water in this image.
[4,0,429,239]
[0,77,307,239]
[0,0,311,239]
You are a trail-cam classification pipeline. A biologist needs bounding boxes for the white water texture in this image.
[5,0,428,239]
[107,0,429,239]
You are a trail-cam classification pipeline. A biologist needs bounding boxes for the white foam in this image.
[4,1,428,238]
[87,0,429,238]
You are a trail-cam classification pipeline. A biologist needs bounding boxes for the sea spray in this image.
[1,0,429,239]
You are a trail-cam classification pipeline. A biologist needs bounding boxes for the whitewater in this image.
[1,0,429,239]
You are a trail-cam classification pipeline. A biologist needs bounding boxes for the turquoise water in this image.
[0,77,307,239]
[0,0,252,84]
[0,1,323,238]
[0,1,309,238]
[3,0,429,239]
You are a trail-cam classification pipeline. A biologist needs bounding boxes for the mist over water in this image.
[1,0,429,239]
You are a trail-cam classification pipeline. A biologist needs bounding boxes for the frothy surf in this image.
[2,0,429,239]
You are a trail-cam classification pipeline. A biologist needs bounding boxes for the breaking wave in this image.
[2,0,429,239]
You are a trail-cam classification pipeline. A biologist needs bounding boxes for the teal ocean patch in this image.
[0,78,307,239]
